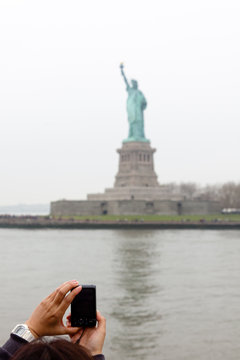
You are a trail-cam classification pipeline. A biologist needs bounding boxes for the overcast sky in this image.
[0,0,240,205]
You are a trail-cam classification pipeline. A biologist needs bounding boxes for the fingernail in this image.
[72,280,79,284]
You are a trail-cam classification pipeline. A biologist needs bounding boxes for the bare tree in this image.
[179,182,198,199]
[219,182,240,208]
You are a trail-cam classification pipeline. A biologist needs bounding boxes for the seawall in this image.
[0,216,240,230]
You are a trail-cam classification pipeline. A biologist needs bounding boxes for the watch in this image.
[11,324,36,342]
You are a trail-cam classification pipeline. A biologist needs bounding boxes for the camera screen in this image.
[72,287,96,318]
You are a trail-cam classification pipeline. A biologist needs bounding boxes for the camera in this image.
[71,285,96,328]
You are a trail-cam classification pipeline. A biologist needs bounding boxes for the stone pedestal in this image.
[87,141,164,201]
[114,142,159,187]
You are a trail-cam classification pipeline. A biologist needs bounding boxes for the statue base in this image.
[114,141,159,187]
[87,141,161,201]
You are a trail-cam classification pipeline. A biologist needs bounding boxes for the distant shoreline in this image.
[1,216,240,230]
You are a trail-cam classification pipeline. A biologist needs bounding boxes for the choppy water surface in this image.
[0,229,240,360]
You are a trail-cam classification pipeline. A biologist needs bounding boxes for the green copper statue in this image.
[120,63,149,143]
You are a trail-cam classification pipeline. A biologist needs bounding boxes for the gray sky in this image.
[0,0,240,205]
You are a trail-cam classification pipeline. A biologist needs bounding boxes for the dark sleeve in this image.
[0,334,28,360]
[93,355,105,360]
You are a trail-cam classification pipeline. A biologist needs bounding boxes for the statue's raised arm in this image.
[120,63,130,90]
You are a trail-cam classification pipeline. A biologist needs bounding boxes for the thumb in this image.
[96,311,106,330]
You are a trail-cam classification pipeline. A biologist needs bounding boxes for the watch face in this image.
[16,326,27,336]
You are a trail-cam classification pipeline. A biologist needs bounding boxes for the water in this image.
[0,229,240,360]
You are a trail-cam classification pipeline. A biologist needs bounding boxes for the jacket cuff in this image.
[2,334,28,356]
[93,355,105,360]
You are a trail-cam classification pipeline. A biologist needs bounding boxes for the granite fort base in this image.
[51,199,220,216]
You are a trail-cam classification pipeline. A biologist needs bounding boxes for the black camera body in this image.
[71,285,96,328]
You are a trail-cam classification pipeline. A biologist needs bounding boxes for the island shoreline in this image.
[1,217,240,230]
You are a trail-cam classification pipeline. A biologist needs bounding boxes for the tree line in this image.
[163,182,240,209]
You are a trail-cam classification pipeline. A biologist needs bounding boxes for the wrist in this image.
[91,349,103,356]
[25,321,40,339]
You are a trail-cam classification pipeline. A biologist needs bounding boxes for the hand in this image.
[25,280,82,337]
[67,311,106,356]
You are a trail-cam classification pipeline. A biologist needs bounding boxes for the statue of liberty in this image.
[120,64,149,143]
